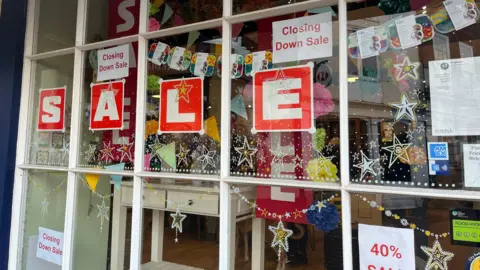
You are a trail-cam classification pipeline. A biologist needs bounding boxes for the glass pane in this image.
[78,44,137,171]
[147,0,222,32]
[21,170,67,269]
[347,0,480,190]
[86,0,139,44]
[27,55,74,167]
[140,179,220,269]
[229,7,341,185]
[233,0,307,14]
[72,174,133,269]
[144,29,221,175]
[352,193,480,269]
[35,0,77,53]
[230,184,342,269]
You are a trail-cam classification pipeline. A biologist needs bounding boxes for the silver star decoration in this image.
[147,135,165,162]
[84,144,97,162]
[325,144,334,152]
[381,153,389,163]
[406,129,414,140]
[421,239,454,270]
[269,221,293,252]
[117,141,134,163]
[369,140,377,149]
[270,149,288,168]
[61,142,70,161]
[97,198,110,232]
[352,152,360,162]
[394,56,420,81]
[377,166,385,175]
[390,93,419,122]
[417,124,426,133]
[234,135,243,144]
[170,208,187,243]
[382,134,412,168]
[293,155,303,169]
[196,145,216,170]
[234,137,257,169]
[40,195,49,218]
[411,88,422,98]
[284,212,291,218]
[353,151,378,181]
[100,141,115,163]
[259,155,267,164]
[176,145,190,167]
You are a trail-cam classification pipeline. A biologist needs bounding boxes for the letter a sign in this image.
[37,87,66,132]
[159,77,203,134]
[252,64,315,133]
[90,80,125,130]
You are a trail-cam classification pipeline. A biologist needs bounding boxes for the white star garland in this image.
[421,239,454,270]
[269,220,293,258]
[170,208,187,243]
[84,144,97,162]
[40,195,49,218]
[97,198,110,232]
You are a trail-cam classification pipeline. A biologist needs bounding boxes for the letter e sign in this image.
[90,80,125,130]
[252,64,314,133]
[159,77,204,134]
[37,87,66,132]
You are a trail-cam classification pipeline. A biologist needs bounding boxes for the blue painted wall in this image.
[0,0,27,268]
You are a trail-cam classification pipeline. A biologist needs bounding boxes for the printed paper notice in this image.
[429,57,480,136]
[36,227,63,266]
[272,12,332,64]
[444,0,476,30]
[357,27,379,59]
[359,224,415,270]
[97,44,129,82]
[395,15,421,49]
[193,52,208,77]
[463,144,480,187]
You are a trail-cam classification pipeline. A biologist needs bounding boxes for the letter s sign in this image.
[37,87,66,132]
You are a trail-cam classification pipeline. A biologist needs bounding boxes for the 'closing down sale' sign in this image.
[272,12,333,64]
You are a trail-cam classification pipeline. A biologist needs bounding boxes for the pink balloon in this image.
[313,83,335,118]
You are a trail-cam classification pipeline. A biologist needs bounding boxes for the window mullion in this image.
[339,0,353,269]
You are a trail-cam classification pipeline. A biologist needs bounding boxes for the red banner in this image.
[37,87,66,132]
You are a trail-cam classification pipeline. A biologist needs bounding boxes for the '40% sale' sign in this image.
[359,224,415,270]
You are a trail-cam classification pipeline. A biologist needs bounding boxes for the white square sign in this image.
[36,227,64,266]
[358,224,415,270]
[97,44,129,82]
[272,12,332,64]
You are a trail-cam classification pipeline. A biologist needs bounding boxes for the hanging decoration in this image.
[378,0,411,15]
[190,53,216,77]
[85,173,100,192]
[421,239,455,270]
[166,47,192,71]
[305,155,339,182]
[268,220,294,257]
[306,201,340,232]
[312,128,326,152]
[170,208,187,243]
[204,116,220,142]
[29,174,66,219]
[40,196,49,218]
[216,54,244,78]
[97,198,110,232]
[158,142,176,169]
[313,83,335,118]
[105,163,126,190]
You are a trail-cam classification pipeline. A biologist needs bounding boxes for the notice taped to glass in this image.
[429,57,480,136]
[450,209,480,247]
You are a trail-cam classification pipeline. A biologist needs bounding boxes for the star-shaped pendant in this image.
[196,145,216,171]
[97,198,110,232]
[234,137,257,169]
[176,145,190,167]
[117,141,134,163]
[316,201,326,212]
[84,144,97,162]
[170,208,187,243]
[353,151,378,181]
[382,134,412,168]
[174,79,193,103]
[100,141,115,163]
[421,239,454,270]
[40,195,49,218]
[269,221,293,252]
[390,93,419,122]
[394,56,420,81]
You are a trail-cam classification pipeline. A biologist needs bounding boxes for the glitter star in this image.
[293,209,303,219]
[196,145,216,170]
[390,93,419,122]
[316,201,326,212]
[406,129,414,140]
[382,134,412,168]
[176,145,190,167]
[234,136,257,169]
[100,141,115,163]
[269,221,293,252]
[325,144,334,152]
[97,198,110,232]
[84,144,97,162]
[421,240,454,270]
[147,135,165,163]
[117,141,134,163]
[293,155,303,169]
[174,79,193,103]
[353,151,378,181]
[170,208,187,233]
[352,152,360,162]
[394,56,420,81]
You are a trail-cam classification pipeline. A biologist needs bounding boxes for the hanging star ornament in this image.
[196,145,216,171]
[97,198,110,232]
[176,144,190,167]
[100,141,115,163]
[234,136,258,169]
[382,134,412,168]
[421,239,454,270]
[269,221,294,253]
[84,144,97,162]
[394,56,420,81]
[40,195,49,218]
[170,208,187,243]
[353,151,378,181]
[174,79,193,103]
[390,93,419,122]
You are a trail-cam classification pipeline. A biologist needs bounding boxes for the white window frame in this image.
[9,0,480,269]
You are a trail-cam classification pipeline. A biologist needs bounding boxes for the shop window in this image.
[229,9,341,184]
[21,171,67,269]
[77,45,137,171]
[72,174,132,269]
[347,0,480,190]
[144,30,222,175]
[27,55,74,167]
[148,0,222,32]
[34,0,77,53]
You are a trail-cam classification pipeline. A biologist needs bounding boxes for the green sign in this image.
[451,209,480,247]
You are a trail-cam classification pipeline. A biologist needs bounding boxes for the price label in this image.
[359,224,415,270]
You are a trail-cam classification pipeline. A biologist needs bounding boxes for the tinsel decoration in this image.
[312,128,326,151]
[378,0,411,15]
[147,75,161,92]
[306,201,340,232]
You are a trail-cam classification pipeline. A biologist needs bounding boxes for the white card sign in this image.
[97,44,129,82]
[359,224,415,270]
[36,227,64,266]
[272,12,332,64]
[463,144,480,187]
